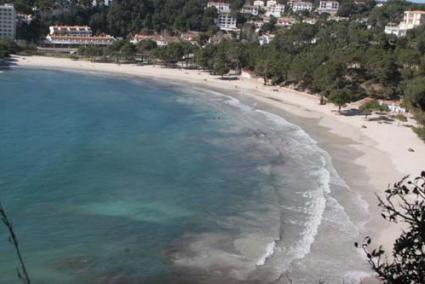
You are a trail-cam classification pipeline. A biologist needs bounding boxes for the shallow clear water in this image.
[0,69,368,283]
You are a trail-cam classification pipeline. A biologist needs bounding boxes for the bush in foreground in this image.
[356,172,425,283]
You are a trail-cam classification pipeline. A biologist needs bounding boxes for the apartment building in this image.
[291,1,313,12]
[385,10,425,37]
[0,4,16,40]
[318,1,339,15]
[207,1,238,31]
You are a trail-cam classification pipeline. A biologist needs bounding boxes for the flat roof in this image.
[406,10,425,14]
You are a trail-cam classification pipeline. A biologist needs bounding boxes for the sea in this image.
[0,68,370,283]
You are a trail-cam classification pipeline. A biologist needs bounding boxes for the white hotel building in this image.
[207,1,238,31]
[46,25,115,46]
[0,4,16,40]
[385,10,425,37]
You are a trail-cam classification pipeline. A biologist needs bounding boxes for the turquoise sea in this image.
[0,68,369,283]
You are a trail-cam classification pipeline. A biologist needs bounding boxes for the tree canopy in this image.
[0,40,17,59]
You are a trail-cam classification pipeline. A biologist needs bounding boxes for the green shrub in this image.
[413,127,425,141]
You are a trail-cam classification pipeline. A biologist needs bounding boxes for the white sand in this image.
[12,55,425,260]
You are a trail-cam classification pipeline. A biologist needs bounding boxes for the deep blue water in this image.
[0,68,367,284]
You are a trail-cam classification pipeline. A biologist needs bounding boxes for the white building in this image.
[317,1,339,15]
[46,25,115,46]
[49,25,92,37]
[207,1,237,31]
[207,1,231,13]
[384,10,425,37]
[130,34,179,47]
[276,17,296,27]
[265,2,285,17]
[92,0,112,6]
[217,12,238,31]
[387,103,406,114]
[291,1,313,12]
[0,4,16,40]
[180,31,200,45]
[241,5,259,16]
[253,0,265,7]
[400,10,425,30]
[303,18,317,24]
[46,35,115,46]
[384,24,405,37]
[266,0,277,7]
[258,33,275,45]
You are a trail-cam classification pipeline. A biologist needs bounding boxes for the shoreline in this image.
[11,55,425,278]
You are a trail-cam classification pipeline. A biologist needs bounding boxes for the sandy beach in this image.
[11,55,425,280]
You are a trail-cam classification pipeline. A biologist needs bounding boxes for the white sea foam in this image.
[254,107,371,265]
[210,100,334,270]
[223,96,254,112]
[172,86,369,281]
[285,164,329,260]
[255,110,331,265]
[256,240,277,266]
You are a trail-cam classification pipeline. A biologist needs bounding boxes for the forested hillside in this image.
[2,0,223,37]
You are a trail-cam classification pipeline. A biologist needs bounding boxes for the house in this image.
[381,100,407,114]
[266,0,277,7]
[303,18,317,24]
[207,1,238,31]
[253,0,265,7]
[384,23,405,37]
[92,0,112,6]
[46,25,115,46]
[291,1,313,12]
[0,4,16,40]
[258,33,275,45]
[276,16,296,27]
[387,103,406,114]
[317,1,339,15]
[265,1,285,17]
[241,4,259,16]
[385,10,425,37]
[130,34,179,47]
[180,31,200,44]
